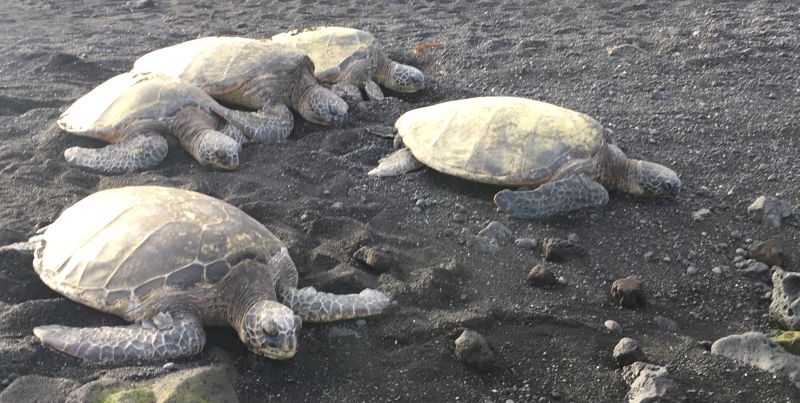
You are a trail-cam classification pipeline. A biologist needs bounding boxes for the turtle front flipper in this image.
[281,287,390,322]
[368,148,425,176]
[494,174,610,219]
[211,103,294,143]
[64,131,168,175]
[363,80,384,101]
[33,311,205,363]
[331,81,364,105]
[170,108,241,170]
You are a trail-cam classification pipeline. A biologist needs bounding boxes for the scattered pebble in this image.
[468,235,500,254]
[622,362,686,402]
[163,362,177,371]
[452,213,467,223]
[692,208,711,221]
[604,320,622,335]
[686,266,698,275]
[514,237,537,250]
[711,266,723,275]
[612,276,646,308]
[331,201,344,210]
[613,337,646,366]
[478,221,513,241]
[527,263,557,288]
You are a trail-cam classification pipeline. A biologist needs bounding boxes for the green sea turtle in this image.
[369,97,681,218]
[57,72,274,174]
[133,36,348,137]
[271,27,426,103]
[0,186,389,362]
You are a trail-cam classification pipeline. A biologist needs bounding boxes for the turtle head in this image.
[296,85,348,126]
[240,299,301,360]
[635,160,681,198]
[195,131,241,170]
[382,62,425,93]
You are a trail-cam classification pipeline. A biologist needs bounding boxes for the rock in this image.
[749,239,784,267]
[739,261,770,281]
[163,362,177,372]
[711,266,723,275]
[747,195,793,227]
[353,245,397,273]
[772,331,800,355]
[770,268,800,330]
[67,349,239,402]
[622,362,686,403]
[711,331,800,389]
[604,320,622,335]
[478,221,513,241]
[526,263,557,288]
[0,375,80,403]
[128,0,155,9]
[454,329,496,371]
[542,237,583,262]
[514,237,537,250]
[686,266,698,275]
[468,235,500,253]
[653,316,679,333]
[612,276,646,308]
[692,208,711,221]
[613,337,647,366]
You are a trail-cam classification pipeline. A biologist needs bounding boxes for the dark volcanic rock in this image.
[749,239,784,267]
[526,263,558,288]
[612,276,646,308]
[0,375,80,403]
[747,195,793,228]
[353,245,397,273]
[542,237,583,262]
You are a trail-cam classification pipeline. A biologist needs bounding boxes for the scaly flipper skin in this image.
[281,287,390,322]
[363,80,384,101]
[210,103,294,142]
[170,108,240,170]
[33,311,205,363]
[64,131,168,175]
[331,82,364,105]
[494,174,610,219]
[368,148,425,176]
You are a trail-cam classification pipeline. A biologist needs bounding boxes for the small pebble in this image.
[322,190,331,195]
[356,319,367,327]
[163,362,177,371]
[331,201,344,210]
[604,320,622,334]
[712,266,722,274]
[514,237,538,249]
[686,266,698,275]
[411,206,422,213]
[692,208,711,221]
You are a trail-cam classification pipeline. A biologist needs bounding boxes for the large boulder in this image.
[770,268,800,329]
[711,331,800,389]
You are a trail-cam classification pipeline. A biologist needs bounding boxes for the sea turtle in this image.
[369,97,681,218]
[0,186,389,362]
[133,36,348,138]
[57,72,277,174]
[271,27,426,103]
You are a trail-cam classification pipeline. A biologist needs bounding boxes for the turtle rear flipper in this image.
[494,174,609,219]
[211,103,293,142]
[33,311,205,363]
[281,287,390,322]
[64,131,168,175]
[368,148,424,176]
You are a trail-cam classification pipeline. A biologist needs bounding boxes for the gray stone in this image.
[739,261,770,281]
[711,331,800,389]
[622,362,686,403]
[770,268,800,330]
[469,235,500,253]
[612,276,646,308]
[514,237,538,250]
[747,195,793,228]
[692,208,711,221]
[0,375,80,403]
[749,239,784,267]
[613,337,647,367]
[478,221,513,241]
[454,329,496,371]
[67,349,239,403]
[604,320,622,335]
[654,316,679,333]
